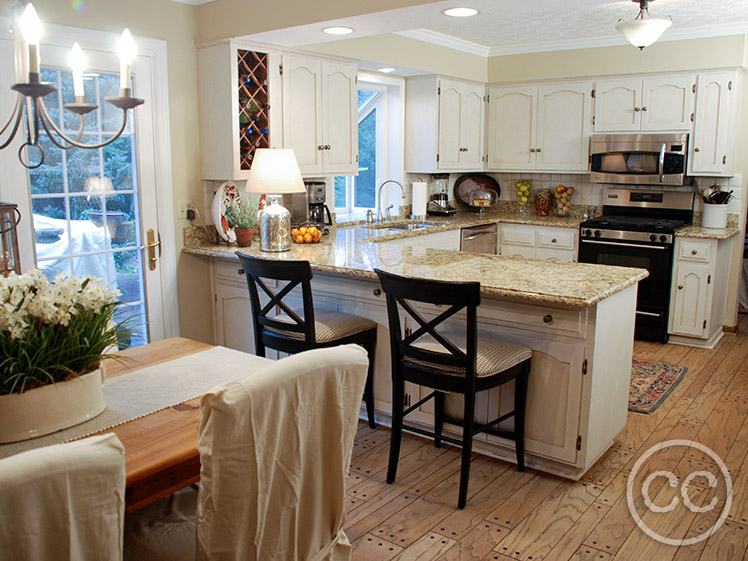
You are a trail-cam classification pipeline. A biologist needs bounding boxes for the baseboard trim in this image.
[723,324,739,334]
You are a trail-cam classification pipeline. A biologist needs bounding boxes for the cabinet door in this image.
[501,243,536,259]
[437,79,464,170]
[214,281,255,354]
[460,83,485,170]
[641,76,695,131]
[594,78,641,131]
[690,72,732,175]
[536,82,592,171]
[282,54,323,174]
[670,262,711,337]
[322,61,358,174]
[487,85,536,170]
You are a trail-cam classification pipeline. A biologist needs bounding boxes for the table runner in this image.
[0,346,271,459]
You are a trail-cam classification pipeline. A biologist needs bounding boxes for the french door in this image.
[0,24,177,346]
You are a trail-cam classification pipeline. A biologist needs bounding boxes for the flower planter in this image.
[0,368,106,444]
[235,227,255,247]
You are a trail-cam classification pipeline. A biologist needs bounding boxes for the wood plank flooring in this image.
[346,314,748,560]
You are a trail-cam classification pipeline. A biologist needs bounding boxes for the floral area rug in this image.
[629,359,688,414]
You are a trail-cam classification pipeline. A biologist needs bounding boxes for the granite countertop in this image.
[675,212,741,240]
[185,219,648,308]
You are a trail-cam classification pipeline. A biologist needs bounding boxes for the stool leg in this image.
[387,375,405,485]
[434,391,445,448]
[363,335,377,429]
[514,361,530,472]
[458,391,476,509]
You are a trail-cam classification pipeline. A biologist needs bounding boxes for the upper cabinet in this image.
[405,76,485,173]
[197,41,283,181]
[594,76,695,132]
[486,82,592,172]
[689,71,740,176]
[281,54,358,176]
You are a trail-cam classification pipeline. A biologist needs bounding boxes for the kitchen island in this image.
[184,221,648,479]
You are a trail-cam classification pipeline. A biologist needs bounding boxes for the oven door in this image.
[578,237,674,342]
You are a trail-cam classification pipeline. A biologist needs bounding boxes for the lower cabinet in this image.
[499,223,578,262]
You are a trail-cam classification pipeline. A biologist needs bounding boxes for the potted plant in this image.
[225,197,259,247]
[0,270,129,443]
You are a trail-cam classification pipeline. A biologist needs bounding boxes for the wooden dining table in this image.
[99,337,217,513]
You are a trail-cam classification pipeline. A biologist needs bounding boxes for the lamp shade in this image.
[245,149,306,194]
[616,17,671,49]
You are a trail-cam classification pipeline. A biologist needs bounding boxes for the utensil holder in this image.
[701,204,728,229]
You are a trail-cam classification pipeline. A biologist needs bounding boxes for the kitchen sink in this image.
[365,221,436,231]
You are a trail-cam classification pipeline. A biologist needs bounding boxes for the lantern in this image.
[0,203,21,276]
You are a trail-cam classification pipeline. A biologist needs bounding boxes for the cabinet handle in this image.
[318,145,324,150]
[326,144,331,150]
[551,238,557,243]
[690,112,694,122]
[642,106,648,111]
[691,249,698,255]
[238,268,245,275]
[543,314,553,324]
[373,288,382,296]
[634,106,641,112]
[530,148,536,153]
[536,148,542,153]
[678,285,684,290]
[723,155,727,165]
[694,147,701,152]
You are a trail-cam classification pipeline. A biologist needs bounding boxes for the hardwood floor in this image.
[346,313,748,561]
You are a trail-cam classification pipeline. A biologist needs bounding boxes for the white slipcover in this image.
[196,344,368,561]
[0,433,126,561]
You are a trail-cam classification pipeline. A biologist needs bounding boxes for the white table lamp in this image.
[245,148,306,252]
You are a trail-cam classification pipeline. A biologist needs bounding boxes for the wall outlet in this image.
[177,200,191,219]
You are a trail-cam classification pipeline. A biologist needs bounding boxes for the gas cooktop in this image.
[580,215,688,234]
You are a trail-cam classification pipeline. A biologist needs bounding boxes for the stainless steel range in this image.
[578,188,694,343]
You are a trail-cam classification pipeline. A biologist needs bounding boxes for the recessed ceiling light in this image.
[442,7,479,17]
[323,26,354,35]
[378,67,395,73]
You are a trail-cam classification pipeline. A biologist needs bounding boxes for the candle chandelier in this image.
[3,2,144,169]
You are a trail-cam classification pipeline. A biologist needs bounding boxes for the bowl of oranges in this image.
[291,224,324,244]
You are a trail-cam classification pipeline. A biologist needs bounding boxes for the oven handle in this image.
[636,310,664,318]
[659,143,666,183]
[580,239,668,250]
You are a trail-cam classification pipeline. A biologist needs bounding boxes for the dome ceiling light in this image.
[442,7,479,18]
[616,0,672,50]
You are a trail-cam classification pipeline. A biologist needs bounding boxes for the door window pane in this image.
[355,109,376,208]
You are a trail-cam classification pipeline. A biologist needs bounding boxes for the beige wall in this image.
[302,34,487,82]
[2,0,214,343]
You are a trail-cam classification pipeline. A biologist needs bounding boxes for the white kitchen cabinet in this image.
[487,82,592,172]
[211,258,255,354]
[197,40,283,180]
[593,75,695,132]
[499,223,578,262]
[668,237,730,348]
[281,54,358,176]
[405,76,485,173]
[689,71,740,176]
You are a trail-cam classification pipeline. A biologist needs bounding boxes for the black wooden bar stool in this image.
[237,253,377,428]
[375,268,532,509]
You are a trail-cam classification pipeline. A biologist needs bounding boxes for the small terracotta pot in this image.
[235,228,255,247]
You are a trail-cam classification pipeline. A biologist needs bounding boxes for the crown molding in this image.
[397,21,748,59]
[394,29,490,57]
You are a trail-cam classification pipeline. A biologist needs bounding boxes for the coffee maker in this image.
[306,181,332,226]
[427,174,456,216]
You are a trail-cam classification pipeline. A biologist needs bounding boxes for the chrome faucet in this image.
[377,180,406,224]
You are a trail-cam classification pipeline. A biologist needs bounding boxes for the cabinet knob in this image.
[536,147,542,153]
[373,288,382,296]
[634,106,641,112]
[238,268,245,275]
[530,148,536,153]
[678,285,684,290]
[551,238,557,243]
[642,106,648,111]
[543,314,553,324]
[694,147,701,152]
[318,145,324,150]
[723,155,727,165]
[691,249,698,255]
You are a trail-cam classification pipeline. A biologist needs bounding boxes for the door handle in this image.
[140,228,161,271]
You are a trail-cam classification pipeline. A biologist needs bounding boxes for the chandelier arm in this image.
[0,95,23,137]
[0,106,26,151]
[38,100,129,150]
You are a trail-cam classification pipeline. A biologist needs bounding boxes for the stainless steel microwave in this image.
[589,133,688,186]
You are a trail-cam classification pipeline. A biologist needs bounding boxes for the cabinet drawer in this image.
[213,257,248,284]
[537,229,576,250]
[678,240,713,263]
[480,299,586,337]
[501,224,535,246]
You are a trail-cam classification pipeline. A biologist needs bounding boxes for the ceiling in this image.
[241,0,748,57]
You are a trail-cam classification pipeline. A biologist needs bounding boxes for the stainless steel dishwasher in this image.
[460,223,497,254]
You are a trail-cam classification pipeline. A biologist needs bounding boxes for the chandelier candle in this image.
[19,3,41,75]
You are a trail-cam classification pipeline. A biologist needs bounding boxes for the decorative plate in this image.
[211,181,241,243]
[454,174,501,209]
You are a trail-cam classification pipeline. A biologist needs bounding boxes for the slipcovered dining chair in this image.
[124,344,369,561]
[0,433,126,561]
[236,252,378,428]
[375,269,532,509]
